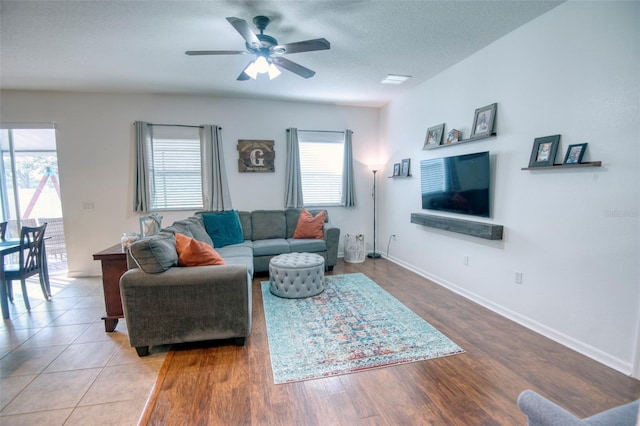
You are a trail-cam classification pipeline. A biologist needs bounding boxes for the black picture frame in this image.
[528,134,561,167]
[471,103,497,138]
[563,143,588,165]
[401,158,411,177]
[423,123,445,149]
[392,163,401,176]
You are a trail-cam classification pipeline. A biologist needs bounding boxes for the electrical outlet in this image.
[391,234,396,240]
[83,201,95,210]
[463,255,469,266]
[515,271,523,284]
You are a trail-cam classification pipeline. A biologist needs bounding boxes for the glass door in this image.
[0,127,66,268]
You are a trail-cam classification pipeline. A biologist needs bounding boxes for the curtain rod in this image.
[288,129,350,133]
[134,123,222,129]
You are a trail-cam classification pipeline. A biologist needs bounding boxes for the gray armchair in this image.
[517,390,639,426]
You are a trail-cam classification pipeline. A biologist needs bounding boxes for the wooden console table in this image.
[93,244,127,332]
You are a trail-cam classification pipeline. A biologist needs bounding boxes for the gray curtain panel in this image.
[201,125,232,211]
[133,121,152,212]
[284,128,304,208]
[341,129,356,207]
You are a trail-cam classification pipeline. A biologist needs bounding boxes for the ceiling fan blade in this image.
[226,17,261,50]
[185,50,249,56]
[272,57,316,79]
[273,38,330,55]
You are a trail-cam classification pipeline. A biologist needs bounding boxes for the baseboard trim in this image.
[384,254,634,377]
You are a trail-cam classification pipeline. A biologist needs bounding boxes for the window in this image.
[146,125,202,210]
[298,130,345,206]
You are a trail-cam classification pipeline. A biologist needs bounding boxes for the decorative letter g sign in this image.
[250,149,265,167]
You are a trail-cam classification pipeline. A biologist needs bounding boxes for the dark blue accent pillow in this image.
[201,210,244,248]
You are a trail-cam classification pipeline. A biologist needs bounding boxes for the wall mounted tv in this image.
[420,151,491,218]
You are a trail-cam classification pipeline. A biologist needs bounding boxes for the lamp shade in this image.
[245,56,281,80]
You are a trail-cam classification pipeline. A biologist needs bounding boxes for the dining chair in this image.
[3,223,49,311]
[0,221,7,241]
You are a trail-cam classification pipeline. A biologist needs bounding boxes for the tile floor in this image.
[0,262,168,425]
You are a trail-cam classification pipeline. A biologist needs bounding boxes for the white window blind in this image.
[298,130,345,206]
[147,125,203,210]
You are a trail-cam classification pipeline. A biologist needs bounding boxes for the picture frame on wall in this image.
[393,163,401,176]
[401,158,411,177]
[528,134,561,167]
[446,129,461,145]
[563,143,588,164]
[237,139,275,172]
[470,103,497,138]
[423,123,445,149]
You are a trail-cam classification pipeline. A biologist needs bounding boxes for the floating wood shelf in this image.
[411,213,504,240]
[521,161,602,171]
[424,133,497,150]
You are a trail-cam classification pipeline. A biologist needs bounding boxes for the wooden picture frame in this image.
[471,103,497,138]
[423,124,445,149]
[446,129,461,145]
[392,163,401,176]
[528,135,561,167]
[237,140,275,172]
[563,143,587,164]
[400,158,411,177]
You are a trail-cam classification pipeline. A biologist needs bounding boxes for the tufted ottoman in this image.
[269,252,325,298]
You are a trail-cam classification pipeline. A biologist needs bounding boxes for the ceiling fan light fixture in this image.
[190,16,329,80]
[254,56,270,73]
[244,61,259,79]
[267,63,281,80]
[245,56,281,80]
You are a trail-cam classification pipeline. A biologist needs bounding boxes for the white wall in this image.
[379,1,639,375]
[0,92,379,276]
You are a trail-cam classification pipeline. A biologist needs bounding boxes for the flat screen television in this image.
[420,151,490,217]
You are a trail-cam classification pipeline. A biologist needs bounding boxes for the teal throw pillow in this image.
[201,210,244,248]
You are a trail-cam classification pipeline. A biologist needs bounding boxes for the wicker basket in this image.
[344,234,365,263]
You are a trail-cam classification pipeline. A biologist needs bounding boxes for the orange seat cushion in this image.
[175,233,226,267]
[293,209,325,239]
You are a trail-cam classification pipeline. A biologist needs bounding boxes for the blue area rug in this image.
[261,273,464,384]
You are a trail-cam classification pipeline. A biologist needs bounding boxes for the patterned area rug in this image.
[261,273,464,384]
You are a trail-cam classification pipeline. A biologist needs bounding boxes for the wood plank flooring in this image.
[141,258,640,425]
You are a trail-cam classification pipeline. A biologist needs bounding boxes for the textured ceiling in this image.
[0,0,563,107]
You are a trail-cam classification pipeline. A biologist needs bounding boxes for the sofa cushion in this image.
[201,210,244,248]
[129,232,178,274]
[215,244,253,259]
[238,211,252,241]
[182,216,214,246]
[251,210,286,240]
[222,256,254,277]
[175,233,226,267]
[288,238,327,253]
[253,238,291,256]
[293,209,325,239]
[163,222,193,238]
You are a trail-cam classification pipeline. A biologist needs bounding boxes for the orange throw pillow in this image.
[293,209,325,239]
[175,233,226,267]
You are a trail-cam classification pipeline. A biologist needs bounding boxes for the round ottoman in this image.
[269,252,325,298]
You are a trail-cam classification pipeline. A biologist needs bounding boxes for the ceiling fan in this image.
[185,16,330,81]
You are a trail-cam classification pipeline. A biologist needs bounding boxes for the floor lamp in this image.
[367,169,381,259]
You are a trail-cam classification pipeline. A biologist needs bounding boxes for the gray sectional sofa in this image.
[119,208,339,356]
